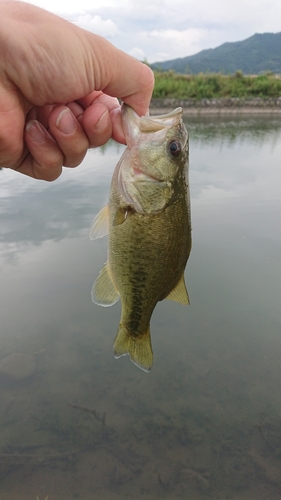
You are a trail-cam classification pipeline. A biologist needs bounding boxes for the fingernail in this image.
[56,108,76,134]
[94,110,109,132]
[26,120,47,143]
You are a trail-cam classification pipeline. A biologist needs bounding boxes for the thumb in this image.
[0,83,26,168]
[83,33,154,117]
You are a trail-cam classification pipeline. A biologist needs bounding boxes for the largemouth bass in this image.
[90,104,191,372]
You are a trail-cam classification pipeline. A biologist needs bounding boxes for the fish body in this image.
[90,105,191,372]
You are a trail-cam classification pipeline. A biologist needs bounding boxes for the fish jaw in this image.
[115,104,188,215]
[113,151,174,215]
[122,104,184,141]
[121,104,187,163]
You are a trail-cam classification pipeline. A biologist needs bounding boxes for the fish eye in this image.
[168,140,182,157]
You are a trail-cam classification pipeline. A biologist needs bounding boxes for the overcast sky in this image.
[28,0,281,63]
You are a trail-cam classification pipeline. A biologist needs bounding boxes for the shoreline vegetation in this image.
[150,71,281,114]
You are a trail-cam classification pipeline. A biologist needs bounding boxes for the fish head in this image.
[115,104,188,214]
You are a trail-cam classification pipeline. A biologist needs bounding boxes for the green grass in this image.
[152,70,281,99]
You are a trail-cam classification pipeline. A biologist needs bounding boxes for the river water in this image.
[0,115,281,500]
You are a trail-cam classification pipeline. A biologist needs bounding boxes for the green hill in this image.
[151,33,281,75]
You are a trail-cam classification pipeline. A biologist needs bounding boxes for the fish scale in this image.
[90,104,191,371]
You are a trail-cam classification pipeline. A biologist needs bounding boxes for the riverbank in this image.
[150,97,281,115]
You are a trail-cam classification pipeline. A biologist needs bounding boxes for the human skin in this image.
[0,1,154,180]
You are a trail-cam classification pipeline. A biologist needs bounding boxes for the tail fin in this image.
[113,324,153,372]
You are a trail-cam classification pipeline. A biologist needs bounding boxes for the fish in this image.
[90,104,191,372]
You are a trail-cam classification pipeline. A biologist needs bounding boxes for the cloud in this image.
[147,28,208,61]
[28,0,281,63]
[129,47,146,61]
[120,28,218,63]
[73,13,120,37]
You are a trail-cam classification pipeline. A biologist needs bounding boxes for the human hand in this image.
[0,1,154,180]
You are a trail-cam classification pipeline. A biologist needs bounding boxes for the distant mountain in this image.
[151,33,281,75]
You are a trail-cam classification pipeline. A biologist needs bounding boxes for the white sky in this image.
[27,0,281,63]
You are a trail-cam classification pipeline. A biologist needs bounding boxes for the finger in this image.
[20,120,64,180]
[31,104,57,128]
[82,103,112,148]
[84,35,154,116]
[109,107,125,144]
[38,99,121,151]
[78,92,125,145]
[48,105,89,167]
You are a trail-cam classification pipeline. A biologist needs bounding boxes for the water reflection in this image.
[187,114,281,146]
[0,116,281,499]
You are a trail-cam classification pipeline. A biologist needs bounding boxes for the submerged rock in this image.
[0,352,36,381]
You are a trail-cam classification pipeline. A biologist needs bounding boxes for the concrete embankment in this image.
[150,97,281,115]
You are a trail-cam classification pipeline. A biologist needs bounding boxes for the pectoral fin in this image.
[166,274,190,305]
[89,205,109,240]
[91,262,119,307]
[113,207,128,226]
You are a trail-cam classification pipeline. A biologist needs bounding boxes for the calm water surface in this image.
[0,116,281,500]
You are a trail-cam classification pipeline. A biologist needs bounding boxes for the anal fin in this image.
[166,273,190,305]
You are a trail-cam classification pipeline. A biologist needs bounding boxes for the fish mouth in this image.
[121,104,183,135]
[139,108,183,132]
[147,107,183,121]
[132,165,159,182]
